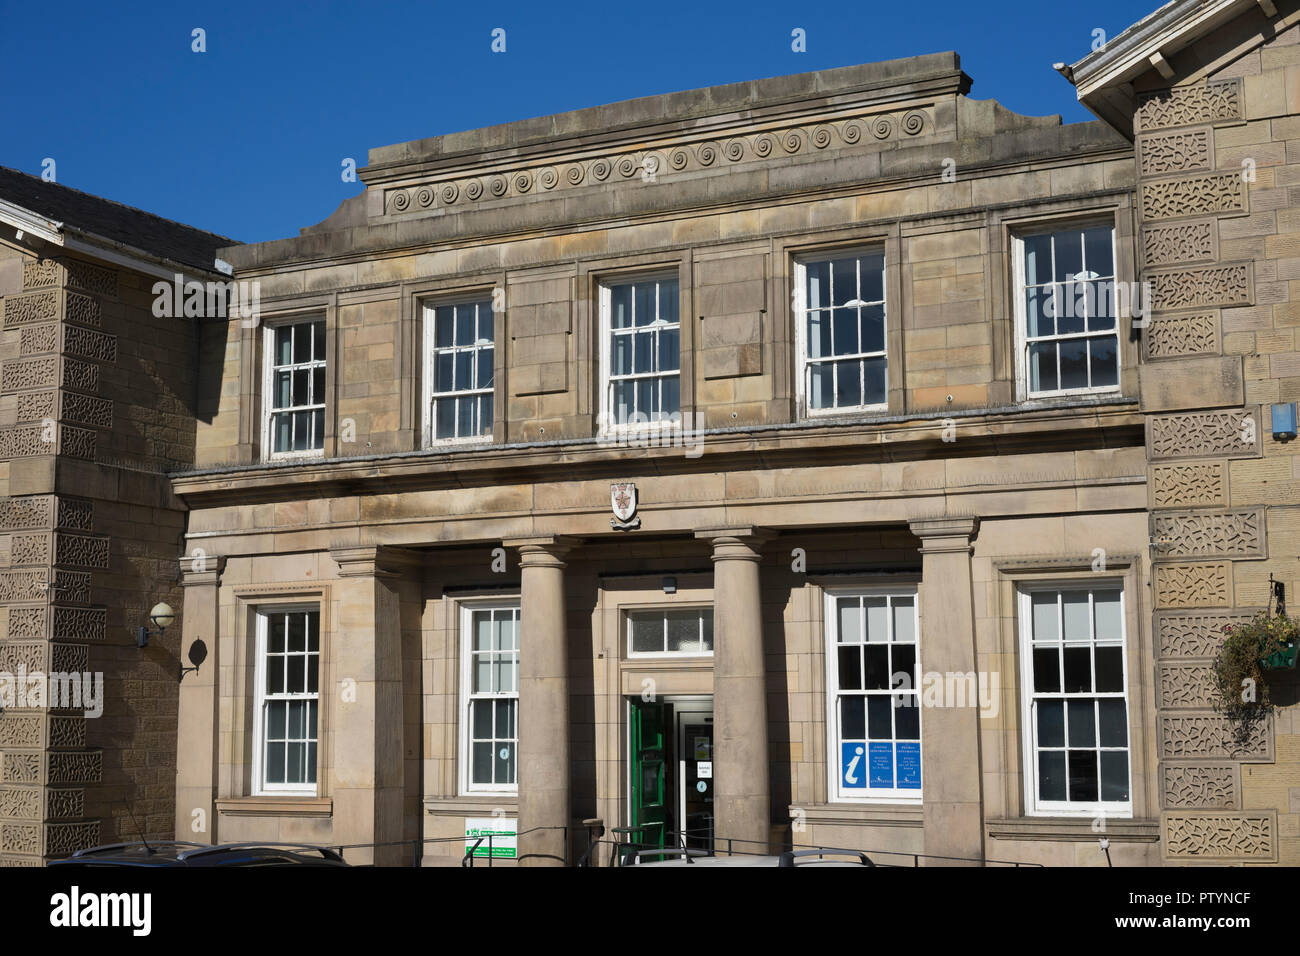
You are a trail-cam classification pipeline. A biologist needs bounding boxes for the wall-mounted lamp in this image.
[662,576,677,594]
[136,602,175,648]
[1271,403,1297,441]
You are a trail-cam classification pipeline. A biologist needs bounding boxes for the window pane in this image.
[267,656,283,695]
[838,647,862,689]
[307,613,319,651]
[496,699,516,739]
[1023,234,1053,286]
[1037,700,1064,747]
[292,411,311,451]
[435,397,456,439]
[275,325,292,365]
[1059,339,1088,390]
[839,697,865,740]
[435,307,455,347]
[835,361,862,408]
[863,646,889,690]
[1094,590,1122,639]
[1089,336,1118,388]
[267,700,286,739]
[1095,646,1124,693]
[1084,227,1113,277]
[665,611,701,652]
[306,743,317,784]
[831,308,858,356]
[892,597,915,643]
[611,380,634,423]
[476,348,494,389]
[610,285,632,329]
[266,743,285,784]
[1063,647,1092,693]
[312,409,323,449]
[1067,700,1096,747]
[1038,750,1066,801]
[293,322,311,362]
[807,311,830,359]
[457,396,475,438]
[474,654,491,693]
[479,395,493,435]
[660,328,680,371]
[1057,282,1085,335]
[287,655,305,693]
[860,304,885,353]
[1068,750,1098,802]
[895,699,920,739]
[274,371,291,409]
[1099,751,1129,801]
[312,321,326,361]
[633,330,654,373]
[612,333,633,376]
[863,357,886,406]
[269,617,286,653]
[472,700,492,739]
[454,351,473,391]
[634,283,655,327]
[1062,591,1090,642]
[809,362,833,409]
[456,307,474,346]
[631,616,663,654]
[1098,698,1128,747]
[805,261,830,310]
[1084,281,1116,330]
[1054,231,1083,281]
[867,695,892,738]
[891,644,916,683]
[495,741,515,785]
[865,598,888,642]
[292,368,309,406]
[658,281,679,324]
[477,305,494,344]
[660,376,680,419]
[287,614,305,652]
[286,743,304,784]
[471,742,493,784]
[1025,286,1054,338]
[838,598,862,643]
[1029,341,1057,392]
[1031,592,1058,641]
[859,255,884,302]
[312,366,325,404]
[1033,648,1060,693]
[700,613,713,651]
[830,257,859,306]
[494,655,514,692]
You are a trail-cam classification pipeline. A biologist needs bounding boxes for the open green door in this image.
[629,699,668,856]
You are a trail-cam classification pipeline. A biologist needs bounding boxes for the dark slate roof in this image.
[0,166,237,272]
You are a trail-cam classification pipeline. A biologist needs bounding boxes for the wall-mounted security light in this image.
[662,576,677,594]
[136,602,175,648]
[1271,402,1297,441]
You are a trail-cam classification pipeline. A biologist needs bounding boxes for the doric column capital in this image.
[695,527,773,563]
[178,553,225,587]
[909,516,979,554]
[505,535,578,569]
[331,544,423,579]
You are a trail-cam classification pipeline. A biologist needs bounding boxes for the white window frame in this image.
[794,250,888,419]
[1012,224,1121,401]
[421,296,497,448]
[597,273,682,437]
[625,606,714,659]
[261,316,326,460]
[823,586,921,804]
[1017,583,1133,818]
[458,601,521,796]
[251,605,321,796]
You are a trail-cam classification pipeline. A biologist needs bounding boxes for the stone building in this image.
[3,0,1297,868]
[0,168,232,864]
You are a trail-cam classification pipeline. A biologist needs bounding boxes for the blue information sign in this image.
[841,742,867,789]
[868,742,893,788]
[896,741,921,789]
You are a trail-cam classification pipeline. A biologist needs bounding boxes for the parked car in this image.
[624,847,875,867]
[47,841,351,868]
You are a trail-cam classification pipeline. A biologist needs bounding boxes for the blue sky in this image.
[0,0,1158,244]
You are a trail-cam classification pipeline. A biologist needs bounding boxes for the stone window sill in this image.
[787,803,924,827]
[424,796,519,816]
[216,796,332,817]
[986,817,1160,843]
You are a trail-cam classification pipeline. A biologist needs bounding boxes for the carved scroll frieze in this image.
[384,106,934,215]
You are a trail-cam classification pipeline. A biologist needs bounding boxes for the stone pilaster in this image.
[909,516,983,865]
[696,527,772,853]
[174,554,224,845]
[507,535,574,866]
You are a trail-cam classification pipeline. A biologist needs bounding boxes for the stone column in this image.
[909,516,984,865]
[696,528,771,853]
[507,536,574,866]
[174,554,225,845]
[330,546,417,866]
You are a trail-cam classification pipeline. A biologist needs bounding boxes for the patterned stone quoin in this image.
[0,715,87,751]
[0,753,40,784]
[0,787,41,821]
[384,106,933,214]
[1164,812,1275,862]
[18,324,117,363]
[1153,562,1232,609]
[61,259,117,298]
[0,495,93,532]
[0,425,55,460]
[1157,610,1260,658]
[14,390,54,423]
[0,569,50,603]
[0,823,40,856]
[57,424,97,462]
[1150,509,1265,559]
[60,392,114,429]
[1162,764,1237,809]
[1138,129,1212,176]
[1144,312,1220,360]
[1160,714,1271,759]
[44,820,100,860]
[64,291,103,328]
[1149,263,1251,311]
[1148,409,1260,460]
[3,606,107,643]
[0,643,91,675]
[0,290,58,328]
[5,607,48,640]
[1158,661,1216,709]
[0,786,83,822]
[1150,462,1226,508]
[46,751,103,785]
[1143,221,1216,266]
[21,260,61,290]
[1135,80,1242,132]
[1141,172,1246,221]
[0,355,99,394]
[46,788,85,821]
[10,532,109,570]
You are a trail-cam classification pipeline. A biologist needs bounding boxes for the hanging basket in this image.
[1261,642,1299,671]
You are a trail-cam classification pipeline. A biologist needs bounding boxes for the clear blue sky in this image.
[0,0,1158,245]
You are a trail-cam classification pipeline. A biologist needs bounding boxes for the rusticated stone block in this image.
[1135,80,1241,132]
[1160,714,1271,760]
[1157,610,1261,658]
[1149,263,1251,311]
[1148,408,1260,459]
[1158,661,1216,709]
[1143,220,1216,266]
[1144,312,1220,360]
[1150,509,1265,558]
[1150,462,1227,508]
[1164,811,1276,862]
[1154,562,1232,608]
[1138,128,1213,176]
[1161,763,1238,809]
[1141,172,1246,220]
[0,290,58,328]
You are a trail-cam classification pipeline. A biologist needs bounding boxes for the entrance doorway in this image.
[627,696,714,854]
